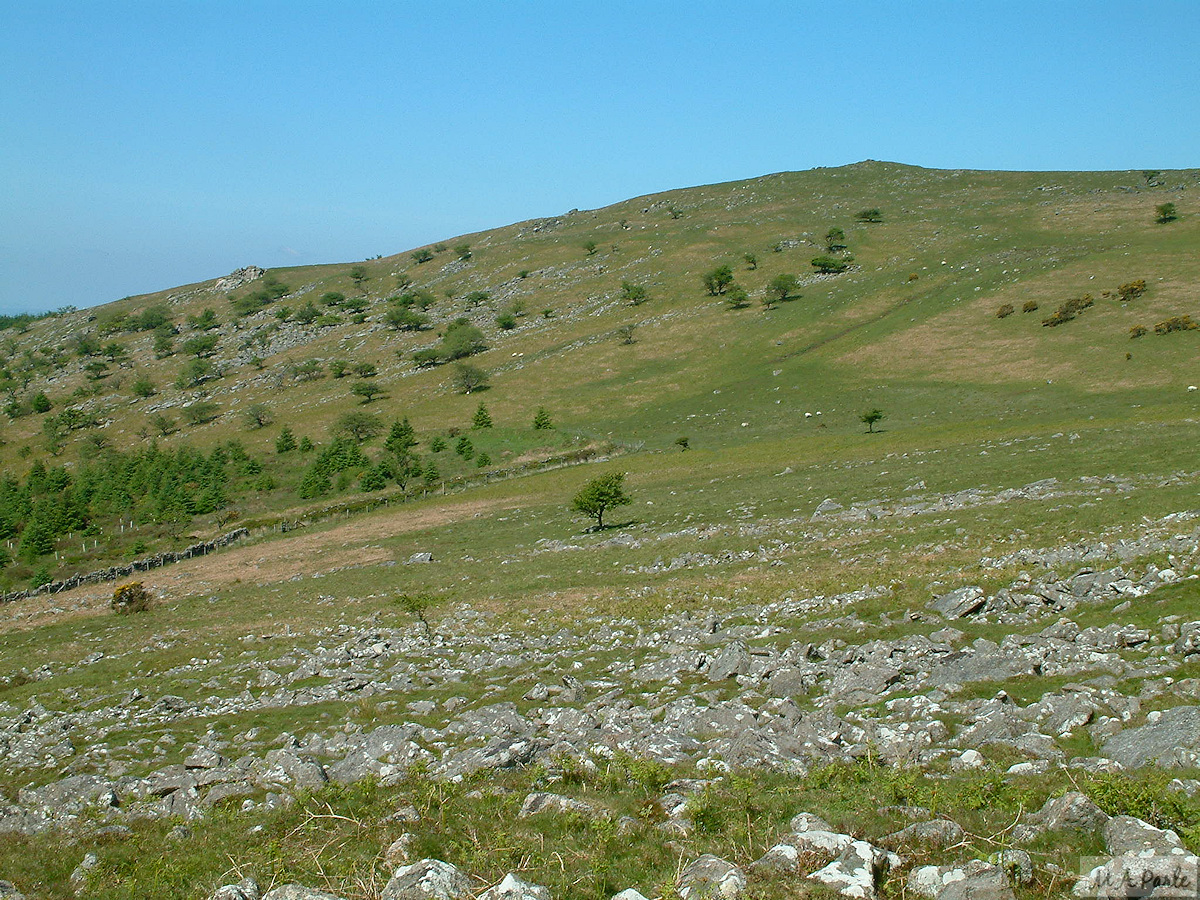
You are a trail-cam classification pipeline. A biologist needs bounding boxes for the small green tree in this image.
[182,401,220,426]
[724,286,750,310]
[472,402,493,429]
[571,472,632,530]
[412,248,434,264]
[811,255,851,274]
[276,426,297,454]
[532,407,553,430]
[621,281,648,305]
[243,403,273,429]
[454,243,472,260]
[675,436,689,451]
[583,240,598,256]
[385,418,417,455]
[855,208,883,224]
[767,273,799,305]
[328,360,351,378]
[351,381,384,403]
[617,324,636,344]
[30,392,51,413]
[333,410,383,442]
[455,435,475,458]
[131,376,156,398]
[1155,202,1178,224]
[825,227,847,252]
[702,265,735,296]
[452,362,489,394]
[860,408,885,433]
[349,266,368,293]
[743,252,758,271]
[476,452,491,468]
[385,306,429,331]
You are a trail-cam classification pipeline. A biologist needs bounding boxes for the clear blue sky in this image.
[2,1,1197,315]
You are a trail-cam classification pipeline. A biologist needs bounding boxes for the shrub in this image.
[476,452,491,468]
[1118,280,1147,301]
[182,401,220,425]
[1022,300,1039,313]
[1155,202,1178,224]
[353,362,377,378]
[412,248,434,264]
[454,243,472,260]
[1042,295,1094,327]
[702,266,735,296]
[855,208,883,223]
[111,582,151,614]
[30,392,51,413]
[1154,315,1198,335]
[583,240,598,256]
[496,312,517,330]
[996,303,1015,319]
[329,360,350,378]
[621,281,648,305]
[1129,325,1148,339]
[811,255,851,275]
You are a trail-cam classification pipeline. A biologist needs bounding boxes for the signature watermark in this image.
[1079,856,1199,899]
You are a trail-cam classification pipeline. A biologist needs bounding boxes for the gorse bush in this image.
[111,581,151,614]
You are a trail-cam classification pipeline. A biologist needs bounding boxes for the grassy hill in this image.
[1,161,1196,590]
[1,161,1199,898]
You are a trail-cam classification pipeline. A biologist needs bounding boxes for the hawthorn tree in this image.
[571,472,632,530]
[452,362,489,394]
[861,409,885,433]
[1156,202,1178,224]
[702,265,735,296]
[767,274,799,305]
[333,411,383,442]
[351,381,384,403]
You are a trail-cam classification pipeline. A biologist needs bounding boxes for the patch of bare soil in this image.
[0,495,526,634]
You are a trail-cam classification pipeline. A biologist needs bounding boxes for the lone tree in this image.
[571,472,632,530]
[860,408,885,433]
[532,407,553,430]
[855,208,883,224]
[351,381,384,404]
[452,362,489,394]
[767,273,799,305]
[702,265,735,296]
[825,227,847,253]
[620,281,648,305]
[1155,202,1178,224]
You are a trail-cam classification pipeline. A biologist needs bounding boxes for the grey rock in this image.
[880,818,964,849]
[519,792,604,819]
[790,812,833,832]
[209,878,261,900]
[938,868,1015,900]
[70,852,99,889]
[477,873,551,900]
[677,855,745,899]
[610,891,651,900]
[707,642,751,682]
[382,859,472,900]
[1033,792,1109,832]
[931,587,987,620]
[810,841,892,899]
[1102,706,1200,768]
[0,880,26,900]
[1104,816,1184,855]
[261,887,346,900]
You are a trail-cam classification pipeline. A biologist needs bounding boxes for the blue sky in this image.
[2,1,1197,315]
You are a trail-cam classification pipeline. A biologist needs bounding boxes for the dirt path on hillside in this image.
[0,495,525,634]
